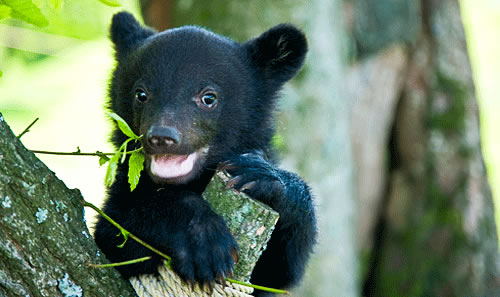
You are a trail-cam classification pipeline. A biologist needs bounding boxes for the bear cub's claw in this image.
[220,152,285,205]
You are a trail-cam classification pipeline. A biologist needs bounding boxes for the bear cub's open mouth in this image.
[150,152,199,179]
[147,147,208,182]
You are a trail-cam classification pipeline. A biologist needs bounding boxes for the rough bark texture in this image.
[349,44,408,249]
[0,113,278,295]
[0,114,136,297]
[204,172,279,282]
[348,0,500,295]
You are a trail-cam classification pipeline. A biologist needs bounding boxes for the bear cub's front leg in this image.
[165,193,239,286]
[94,187,238,286]
[220,151,317,293]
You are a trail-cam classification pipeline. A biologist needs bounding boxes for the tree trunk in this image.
[347,0,500,295]
[0,114,136,297]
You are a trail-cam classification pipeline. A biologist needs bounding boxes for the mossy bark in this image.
[349,0,500,295]
[0,114,136,297]
[204,172,279,282]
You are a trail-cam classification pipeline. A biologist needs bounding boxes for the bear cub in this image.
[94,12,317,296]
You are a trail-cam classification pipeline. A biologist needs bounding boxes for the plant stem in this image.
[82,199,288,295]
[119,138,134,163]
[225,278,289,295]
[17,117,39,139]
[30,147,143,157]
[82,200,172,265]
[30,150,115,156]
[89,256,152,268]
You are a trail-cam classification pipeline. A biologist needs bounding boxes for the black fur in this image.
[94,12,317,296]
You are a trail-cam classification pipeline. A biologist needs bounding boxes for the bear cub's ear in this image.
[110,12,156,60]
[244,24,307,85]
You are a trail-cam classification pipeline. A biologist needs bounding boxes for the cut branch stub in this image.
[204,171,279,282]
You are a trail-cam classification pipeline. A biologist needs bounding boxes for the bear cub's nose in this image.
[147,125,181,149]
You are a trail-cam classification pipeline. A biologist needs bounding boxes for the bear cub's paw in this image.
[219,151,285,205]
[170,214,239,288]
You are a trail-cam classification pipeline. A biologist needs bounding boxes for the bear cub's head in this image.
[109,12,307,184]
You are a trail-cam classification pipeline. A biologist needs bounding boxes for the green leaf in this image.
[4,0,49,27]
[0,70,3,78]
[104,152,121,187]
[128,152,144,191]
[98,154,110,166]
[49,0,63,12]
[108,112,139,139]
[0,5,12,20]
[97,0,121,8]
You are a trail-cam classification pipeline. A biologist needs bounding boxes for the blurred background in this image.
[1,0,499,295]
[0,0,141,223]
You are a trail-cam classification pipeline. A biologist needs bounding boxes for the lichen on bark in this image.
[0,113,136,297]
[203,172,279,282]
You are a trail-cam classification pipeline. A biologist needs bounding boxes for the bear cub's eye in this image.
[135,88,148,103]
[202,93,217,106]
[196,89,218,110]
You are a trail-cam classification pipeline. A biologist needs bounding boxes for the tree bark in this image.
[0,114,136,297]
[347,0,500,295]
[204,172,279,282]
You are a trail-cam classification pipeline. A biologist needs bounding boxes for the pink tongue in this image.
[156,155,187,163]
[150,153,197,179]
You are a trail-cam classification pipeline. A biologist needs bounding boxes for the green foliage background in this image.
[0,0,499,238]
[0,0,142,225]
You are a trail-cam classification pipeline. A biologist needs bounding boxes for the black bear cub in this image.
[94,12,317,296]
